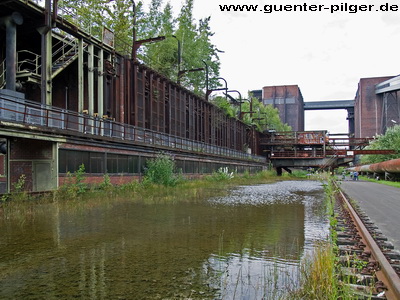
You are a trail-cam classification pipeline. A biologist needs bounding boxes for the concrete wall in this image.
[9,138,57,192]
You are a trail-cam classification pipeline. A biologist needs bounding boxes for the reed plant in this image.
[291,241,339,299]
[286,174,358,299]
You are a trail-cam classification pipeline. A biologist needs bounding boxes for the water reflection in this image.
[0,180,328,299]
[206,181,328,299]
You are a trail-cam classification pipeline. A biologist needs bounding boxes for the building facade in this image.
[261,85,305,132]
[354,76,395,138]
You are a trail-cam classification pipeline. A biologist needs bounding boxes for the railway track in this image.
[334,181,400,299]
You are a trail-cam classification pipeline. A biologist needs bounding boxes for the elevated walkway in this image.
[304,100,354,110]
[261,131,395,169]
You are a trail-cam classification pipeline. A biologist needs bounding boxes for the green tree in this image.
[211,93,291,133]
[239,94,291,132]
[141,2,178,79]
[58,0,140,55]
[56,0,221,94]
[211,96,238,118]
[360,125,400,164]
[173,0,220,94]
[190,16,221,95]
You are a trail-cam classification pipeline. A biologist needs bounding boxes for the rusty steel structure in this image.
[259,131,397,171]
[349,158,400,181]
[1,0,397,193]
[0,0,266,193]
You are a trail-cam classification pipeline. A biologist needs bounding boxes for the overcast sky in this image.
[154,0,400,133]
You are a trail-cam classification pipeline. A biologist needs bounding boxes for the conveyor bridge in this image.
[260,131,396,170]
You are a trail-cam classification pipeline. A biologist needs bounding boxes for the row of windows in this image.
[59,150,263,175]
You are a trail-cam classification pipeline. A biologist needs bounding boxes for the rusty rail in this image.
[336,182,400,299]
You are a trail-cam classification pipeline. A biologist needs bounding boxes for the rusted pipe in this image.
[351,158,400,174]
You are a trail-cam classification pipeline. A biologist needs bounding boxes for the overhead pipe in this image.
[350,158,400,174]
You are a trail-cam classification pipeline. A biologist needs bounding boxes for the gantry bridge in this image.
[260,131,396,171]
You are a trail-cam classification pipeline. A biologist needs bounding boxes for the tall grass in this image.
[287,174,359,300]
[292,241,339,299]
[360,175,400,188]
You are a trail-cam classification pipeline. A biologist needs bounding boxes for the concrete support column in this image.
[97,49,104,117]
[347,107,355,137]
[1,12,23,91]
[78,39,84,112]
[88,44,94,115]
[40,0,52,105]
[44,30,52,105]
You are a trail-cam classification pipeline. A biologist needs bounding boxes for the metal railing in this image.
[0,95,266,163]
[16,50,41,77]
[270,150,326,158]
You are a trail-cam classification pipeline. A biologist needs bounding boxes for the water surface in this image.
[0,180,328,299]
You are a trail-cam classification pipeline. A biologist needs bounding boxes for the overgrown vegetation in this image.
[361,125,400,164]
[359,175,400,188]
[289,175,360,299]
[56,164,88,200]
[211,94,292,132]
[11,174,29,202]
[207,167,234,181]
[291,175,341,299]
[143,154,182,186]
[292,242,339,299]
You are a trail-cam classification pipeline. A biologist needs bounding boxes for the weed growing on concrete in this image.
[11,174,29,202]
[207,167,234,181]
[143,154,182,186]
[98,173,112,191]
[57,164,88,200]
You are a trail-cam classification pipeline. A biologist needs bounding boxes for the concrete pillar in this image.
[88,44,94,115]
[1,12,23,91]
[78,38,84,113]
[97,49,104,117]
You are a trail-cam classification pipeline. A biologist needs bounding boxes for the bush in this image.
[57,164,88,199]
[143,154,181,186]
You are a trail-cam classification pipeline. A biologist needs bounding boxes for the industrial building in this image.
[254,76,400,138]
[0,0,266,193]
[256,85,305,132]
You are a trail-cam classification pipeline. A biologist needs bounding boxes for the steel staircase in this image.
[0,32,85,89]
[51,33,86,79]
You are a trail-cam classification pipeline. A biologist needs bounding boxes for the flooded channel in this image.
[0,180,328,299]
